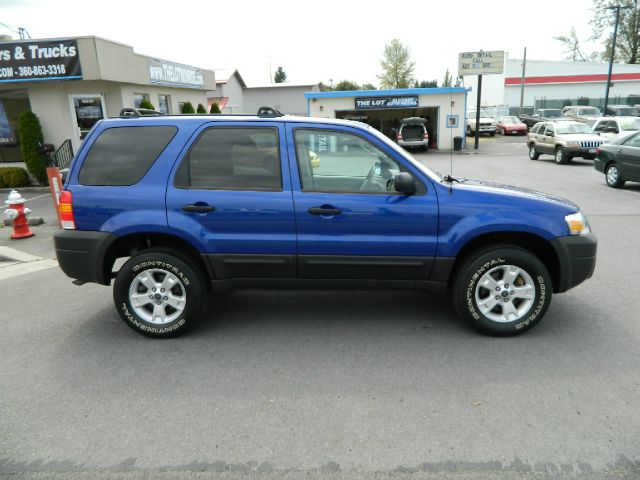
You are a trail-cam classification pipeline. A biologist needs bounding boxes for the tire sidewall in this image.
[606,163,623,187]
[555,147,566,164]
[114,253,203,337]
[454,248,552,336]
[529,144,538,159]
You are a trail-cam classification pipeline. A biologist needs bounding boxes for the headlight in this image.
[565,211,591,235]
[566,141,580,147]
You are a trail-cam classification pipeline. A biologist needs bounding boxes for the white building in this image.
[463,56,640,111]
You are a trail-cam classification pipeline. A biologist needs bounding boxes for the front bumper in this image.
[54,230,117,285]
[549,233,597,293]
[564,146,600,159]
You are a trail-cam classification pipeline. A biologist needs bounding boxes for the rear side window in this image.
[174,127,281,191]
[79,126,177,186]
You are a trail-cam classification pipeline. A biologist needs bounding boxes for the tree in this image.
[591,0,640,63]
[335,80,360,91]
[196,103,207,113]
[210,102,221,113]
[362,83,377,90]
[377,39,416,89]
[18,111,47,185]
[555,27,589,61]
[181,102,195,114]
[139,99,156,110]
[415,80,437,88]
[274,66,287,83]
[442,68,452,87]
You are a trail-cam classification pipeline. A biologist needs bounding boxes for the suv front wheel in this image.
[452,246,552,336]
[555,147,569,165]
[113,248,208,338]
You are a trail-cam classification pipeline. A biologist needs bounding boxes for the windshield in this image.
[616,107,638,116]
[578,107,601,116]
[500,116,520,124]
[542,110,563,117]
[620,118,640,130]
[556,123,593,134]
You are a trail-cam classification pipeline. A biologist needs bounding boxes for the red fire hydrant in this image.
[4,190,34,239]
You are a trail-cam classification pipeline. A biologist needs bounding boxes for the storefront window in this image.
[133,93,150,108]
[158,95,170,114]
[70,94,106,141]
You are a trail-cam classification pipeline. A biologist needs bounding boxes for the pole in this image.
[474,74,482,150]
[604,6,621,115]
[519,47,527,116]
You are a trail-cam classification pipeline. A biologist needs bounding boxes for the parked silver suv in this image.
[527,121,604,164]
[396,117,429,151]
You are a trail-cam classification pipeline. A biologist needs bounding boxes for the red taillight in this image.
[423,132,429,140]
[59,190,75,230]
[595,147,601,155]
[396,133,402,140]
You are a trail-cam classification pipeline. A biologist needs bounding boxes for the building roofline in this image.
[304,87,468,99]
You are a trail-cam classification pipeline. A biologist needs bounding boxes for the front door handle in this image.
[182,204,215,213]
[308,206,342,216]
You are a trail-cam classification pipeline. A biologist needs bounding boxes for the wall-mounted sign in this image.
[149,58,204,89]
[458,51,504,76]
[355,96,419,109]
[0,39,82,83]
[0,101,17,145]
[446,114,459,128]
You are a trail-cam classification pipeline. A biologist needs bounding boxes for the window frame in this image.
[292,127,426,196]
[174,125,283,192]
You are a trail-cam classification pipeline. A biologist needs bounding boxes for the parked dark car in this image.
[594,131,640,188]
[519,109,564,129]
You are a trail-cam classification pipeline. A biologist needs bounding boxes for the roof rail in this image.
[257,106,284,117]
[119,107,165,117]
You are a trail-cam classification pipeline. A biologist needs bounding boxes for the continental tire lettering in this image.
[121,302,186,333]
[515,276,546,330]
[131,261,191,285]
[465,256,506,320]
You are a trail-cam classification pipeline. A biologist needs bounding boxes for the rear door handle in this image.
[308,206,342,216]
[182,204,215,213]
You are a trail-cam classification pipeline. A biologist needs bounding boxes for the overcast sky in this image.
[1,0,601,87]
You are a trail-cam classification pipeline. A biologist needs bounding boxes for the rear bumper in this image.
[398,139,428,147]
[593,156,607,172]
[550,233,597,293]
[53,230,116,285]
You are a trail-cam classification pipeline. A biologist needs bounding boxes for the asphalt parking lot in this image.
[1,134,639,480]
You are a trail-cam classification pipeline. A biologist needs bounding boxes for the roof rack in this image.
[257,106,284,117]
[119,107,165,117]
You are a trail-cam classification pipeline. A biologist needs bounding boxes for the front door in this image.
[286,123,439,280]
[69,94,107,150]
[166,122,296,278]
[618,132,640,180]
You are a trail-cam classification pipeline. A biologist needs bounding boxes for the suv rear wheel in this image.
[452,246,552,336]
[113,248,208,338]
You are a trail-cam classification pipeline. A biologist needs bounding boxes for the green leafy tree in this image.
[181,101,195,114]
[591,0,640,63]
[196,103,207,113]
[274,66,287,83]
[361,83,377,90]
[442,68,452,87]
[210,102,221,113]
[335,80,360,91]
[415,80,438,88]
[18,111,47,185]
[377,39,415,89]
[139,99,155,110]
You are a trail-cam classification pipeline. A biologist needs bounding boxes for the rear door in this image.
[285,122,439,280]
[618,133,640,180]
[166,122,296,279]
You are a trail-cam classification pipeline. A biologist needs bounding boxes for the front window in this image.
[555,123,593,134]
[544,110,563,118]
[293,129,419,194]
[501,116,520,124]
[578,107,601,116]
[623,132,640,147]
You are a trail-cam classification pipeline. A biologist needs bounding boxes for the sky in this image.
[1,0,602,87]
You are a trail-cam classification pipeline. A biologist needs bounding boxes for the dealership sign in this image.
[149,58,204,89]
[0,39,82,83]
[355,96,419,109]
[458,51,504,76]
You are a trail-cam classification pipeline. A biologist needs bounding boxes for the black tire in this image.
[452,246,552,336]
[490,132,496,137]
[466,125,472,136]
[113,248,208,338]
[605,162,625,188]
[555,147,569,165]
[528,144,540,160]
[498,128,504,135]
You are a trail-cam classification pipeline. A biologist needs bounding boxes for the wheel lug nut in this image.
[152,287,156,292]
[149,295,153,299]
[495,295,500,300]
[161,288,165,292]
[495,287,500,291]
[510,290,514,295]
[504,284,509,288]
[503,298,509,302]
[163,296,168,300]
[156,301,161,305]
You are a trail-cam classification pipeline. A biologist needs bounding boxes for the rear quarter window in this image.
[79,126,177,186]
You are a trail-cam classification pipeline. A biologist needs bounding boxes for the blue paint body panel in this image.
[65,114,580,264]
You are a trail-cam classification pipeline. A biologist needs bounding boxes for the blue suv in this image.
[54,112,597,337]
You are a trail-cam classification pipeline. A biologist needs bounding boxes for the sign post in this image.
[458,50,504,150]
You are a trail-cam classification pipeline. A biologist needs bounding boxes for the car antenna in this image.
[443,86,460,193]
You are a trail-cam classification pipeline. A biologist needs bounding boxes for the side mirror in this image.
[393,172,416,195]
